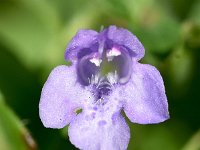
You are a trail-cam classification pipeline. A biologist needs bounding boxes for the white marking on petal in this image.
[106,47,121,61]
[90,58,102,66]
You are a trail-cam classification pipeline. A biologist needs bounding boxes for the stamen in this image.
[90,74,100,85]
[88,77,91,84]
[107,71,118,85]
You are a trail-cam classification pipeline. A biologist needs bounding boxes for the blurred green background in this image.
[0,0,200,149]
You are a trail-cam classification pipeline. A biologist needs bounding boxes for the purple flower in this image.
[39,25,169,150]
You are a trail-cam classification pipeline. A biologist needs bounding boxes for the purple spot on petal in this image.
[93,106,98,111]
[85,115,90,121]
[85,113,96,121]
[111,112,119,125]
[91,112,96,119]
[98,120,107,126]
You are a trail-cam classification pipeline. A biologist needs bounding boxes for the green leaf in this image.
[0,0,62,69]
[47,0,93,22]
[0,0,104,72]
[128,123,183,150]
[111,0,182,54]
[167,46,194,92]
[182,130,200,150]
[183,22,200,49]
[135,18,180,54]
[188,0,200,23]
[0,92,36,150]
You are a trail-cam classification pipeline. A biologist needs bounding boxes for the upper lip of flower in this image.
[39,25,169,150]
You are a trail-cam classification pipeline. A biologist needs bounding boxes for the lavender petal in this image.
[122,62,169,124]
[106,25,145,61]
[65,29,98,62]
[39,65,92,128]
[68,111,130,150]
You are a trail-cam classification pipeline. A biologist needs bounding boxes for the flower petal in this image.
[68,111,130,150]
[122,62,169,124]
[39,65,92,128]
[65,29,98,61]
[106,25,145,61]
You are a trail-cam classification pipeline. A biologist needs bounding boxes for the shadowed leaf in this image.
[0,92,37,150]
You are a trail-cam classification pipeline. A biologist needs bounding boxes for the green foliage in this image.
[0,92,36,150]
[0,0,200,149]
[183,130,200,150]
